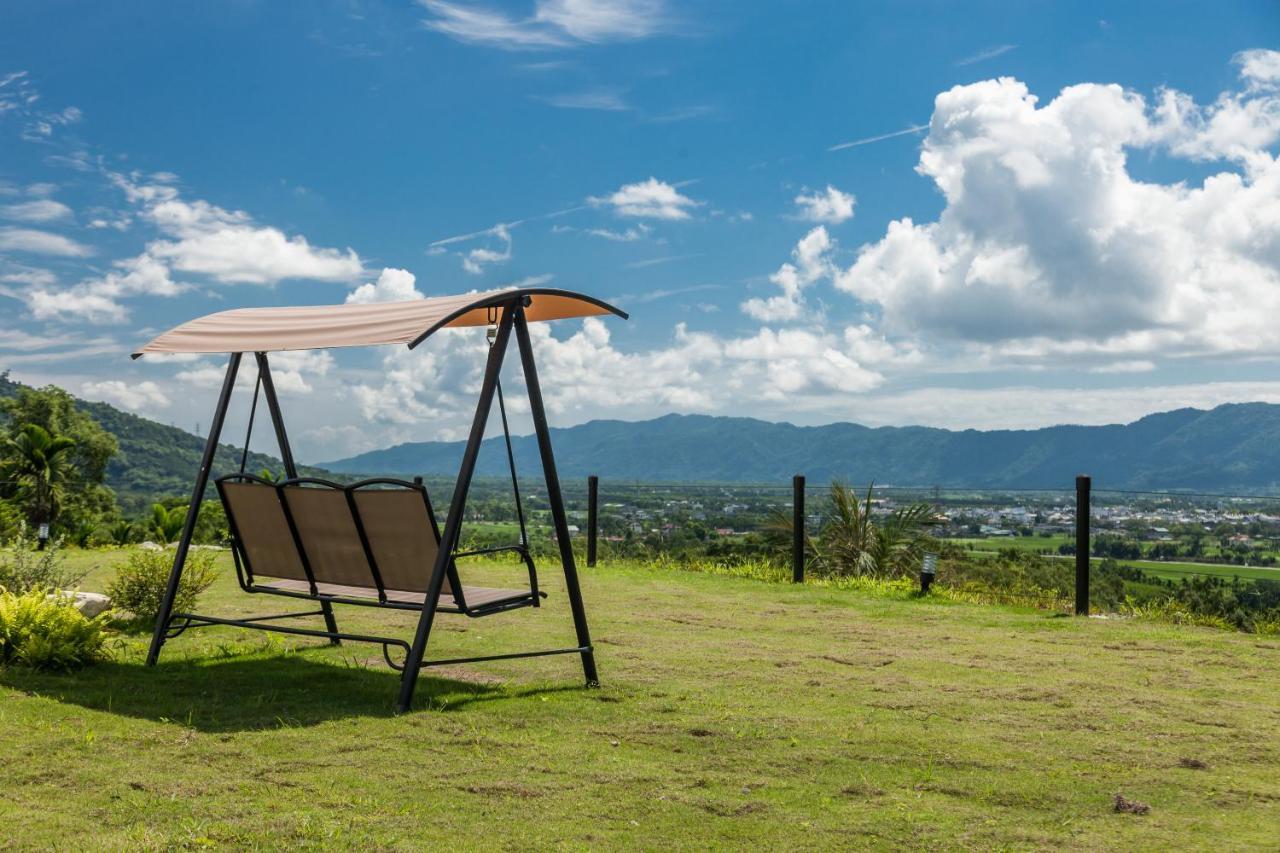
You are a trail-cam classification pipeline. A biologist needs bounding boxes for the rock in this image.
[139,541,163,551]
[47,591,112,618]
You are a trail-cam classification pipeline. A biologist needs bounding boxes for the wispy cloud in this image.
[828,124,927,152]
[419,0,675,51]
[533,88,630,111]
[625,252,701,269]
[955,43,1016,66]
[610,283,722,304]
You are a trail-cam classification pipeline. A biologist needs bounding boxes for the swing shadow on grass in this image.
[0,645,585,733]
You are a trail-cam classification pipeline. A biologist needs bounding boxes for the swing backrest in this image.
[217,474,459,598]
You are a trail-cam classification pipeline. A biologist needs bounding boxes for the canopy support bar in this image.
[396,299,518,712]
[147,352,242,666]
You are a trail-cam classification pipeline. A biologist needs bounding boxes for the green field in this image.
[951,537,1280,582]
[2,548,1278,848]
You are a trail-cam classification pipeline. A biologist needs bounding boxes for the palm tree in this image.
[772,480,939,579]
[0,423,77,532]
[147,503,188,544]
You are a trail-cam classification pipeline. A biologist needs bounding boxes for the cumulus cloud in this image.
[792,185,856,224]
[835,54,1280,363]
[19,172,364,323]
[27,254,183,323]
[742,226,833,321]
[176,349,334,394]
[80,379,169,411]
[346,267,424,304]
[420,0,670,50]
[142,195,363,285]
[348,316,900,442]
[591,178,699,220]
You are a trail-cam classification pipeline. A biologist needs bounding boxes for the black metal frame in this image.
[145,293,605,712]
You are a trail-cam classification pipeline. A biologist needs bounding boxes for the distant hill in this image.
[0,372,326,510]
[319,404,1280,493]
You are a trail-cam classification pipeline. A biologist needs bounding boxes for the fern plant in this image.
[0,588,108,670]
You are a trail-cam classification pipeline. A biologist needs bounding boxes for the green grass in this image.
[950,535,1069,553]
[2,547,1278,848]
[1113,559,1280,582]
[953,537,1280,582]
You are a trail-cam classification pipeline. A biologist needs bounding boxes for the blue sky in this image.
[1,1,1278,462]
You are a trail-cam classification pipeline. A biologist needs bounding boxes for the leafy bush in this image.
[0,588,108,670]
[0,525,86,594]
[107,548,219,624]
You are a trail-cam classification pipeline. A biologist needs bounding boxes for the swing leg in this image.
[514,309,599,686]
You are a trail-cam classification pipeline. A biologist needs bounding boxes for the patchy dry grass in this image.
[0,548,1277,849]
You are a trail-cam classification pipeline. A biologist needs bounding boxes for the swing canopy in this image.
[140,286,626,713]
[132,287,625,356]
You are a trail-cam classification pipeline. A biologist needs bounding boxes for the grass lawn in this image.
[2,547,1278,849]
[1115,559,1280,583]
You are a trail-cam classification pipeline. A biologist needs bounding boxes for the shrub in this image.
[0,524,86,594]
[107,548,219,624]
[0,588,108,670]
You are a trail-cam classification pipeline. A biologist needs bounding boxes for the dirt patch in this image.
[463,782,542,798]
[820,654,859,667]
[1113,794,1150,815]
[1178,757,1209,770]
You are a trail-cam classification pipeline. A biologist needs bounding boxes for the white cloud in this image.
[461,223,513,274]
[1235,48,1280,91]
[792,185,856,224]
[1,199,72,223]
[25,254,183,323]
[0,227,91,257]
[956,44,1016,66]
[534,89,630,111]
[80,379,169,411]
[176,350,333,394]
[835,59,1280,364]
[27,289,125,324]
[742,226,833,321]
[348,316,895,441]
[143,196,363,285]
[346,267,424,304]
[584,223,651,241]
[419,0,670,50]
[591,177,700,220]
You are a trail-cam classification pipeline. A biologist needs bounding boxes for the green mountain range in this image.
[7,370,1280,495]
[320,405,1280,493]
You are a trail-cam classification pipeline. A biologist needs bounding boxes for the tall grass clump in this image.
[107,548,219,625]
[0,524,85,594]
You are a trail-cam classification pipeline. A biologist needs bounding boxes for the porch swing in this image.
[132,288,627,712]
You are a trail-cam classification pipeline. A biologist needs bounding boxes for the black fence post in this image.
[587,474,599,568]
[792,474,805,583]
[1075,474,1091,616]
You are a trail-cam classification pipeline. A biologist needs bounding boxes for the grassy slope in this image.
[1,550,1278,849]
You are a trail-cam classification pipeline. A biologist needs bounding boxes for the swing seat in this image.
[216,474,543,618]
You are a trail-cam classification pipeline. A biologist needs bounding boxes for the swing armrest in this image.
[452,545,542,602]
[453,544,527,559]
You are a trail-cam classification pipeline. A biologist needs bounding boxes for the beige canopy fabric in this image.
[133,287,626,357]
